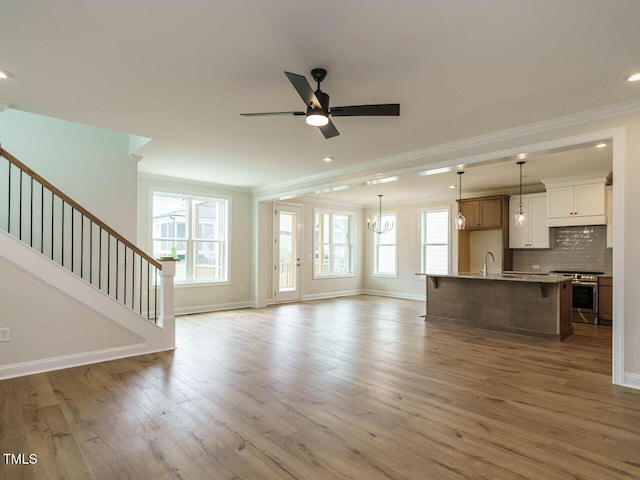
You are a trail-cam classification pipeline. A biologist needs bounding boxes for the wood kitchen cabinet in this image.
[509,193,550,249]
[598,276,612,324]
[458,196,504,229]
[458,195,512,273]
[542,175,608,227]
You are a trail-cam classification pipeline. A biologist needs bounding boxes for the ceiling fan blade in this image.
[240,111,305,116]
[330,104,400,117]
[319,120,340,139]
[284,71,323,110]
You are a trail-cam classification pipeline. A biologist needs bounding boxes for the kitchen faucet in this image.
[483,251,495,277]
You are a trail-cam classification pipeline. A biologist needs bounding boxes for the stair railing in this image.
[0,146,164,323]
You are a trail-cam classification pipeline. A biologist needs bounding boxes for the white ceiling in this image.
[0,1,635,201]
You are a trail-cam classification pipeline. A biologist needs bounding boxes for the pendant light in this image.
[515,161,526,227]
[455,171,466,230]
[367,194,393,234]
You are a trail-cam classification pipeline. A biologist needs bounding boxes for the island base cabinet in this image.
[598,276,612,325]
[426,276,573,341]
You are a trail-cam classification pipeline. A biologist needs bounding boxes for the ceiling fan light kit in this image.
[241,67,400,139]
[306,112,329,126]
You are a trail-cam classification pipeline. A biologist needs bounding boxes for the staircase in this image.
[0,147,176,379]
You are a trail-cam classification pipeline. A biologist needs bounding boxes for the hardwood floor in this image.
[1,295,639,479]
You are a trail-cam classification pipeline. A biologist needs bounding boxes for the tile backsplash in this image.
[513,225,612,273]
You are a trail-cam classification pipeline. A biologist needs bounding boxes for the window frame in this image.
[372,211,398,278]
[313,208,355,279]
[420,206,451,275]
[151,189,231,286]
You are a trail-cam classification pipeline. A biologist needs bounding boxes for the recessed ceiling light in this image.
[595,143,607,148]
[448,185,456,189]
[517,153,527,160]
[323,156,333,163]
[0,70,8,79]
[627,73,640,82]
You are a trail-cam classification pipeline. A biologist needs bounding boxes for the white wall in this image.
[256,198,363,306]
[0,257,140,365]
[137,174,253,314]
[363,199,459,300]
[300,198,363,300]
[0,109,137,239]
[0,229,175,379]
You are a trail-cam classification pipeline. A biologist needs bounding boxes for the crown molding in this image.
[252,97,640,199]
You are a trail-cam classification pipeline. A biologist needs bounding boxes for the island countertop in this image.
[415,272,569,284]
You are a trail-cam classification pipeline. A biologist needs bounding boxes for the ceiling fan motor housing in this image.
[311,68,327,83]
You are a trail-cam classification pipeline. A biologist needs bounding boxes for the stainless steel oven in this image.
[550,271,602,324]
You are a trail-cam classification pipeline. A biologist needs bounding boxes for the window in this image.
[152,192,229,283]
[314,209,353,277]
[373,213,397,276]
[421,208,450,274]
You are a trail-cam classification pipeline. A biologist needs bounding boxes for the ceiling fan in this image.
[240,68,400,139]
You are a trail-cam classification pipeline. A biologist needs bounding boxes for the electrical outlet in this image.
[532,265,540,270]
[0,328,11,342]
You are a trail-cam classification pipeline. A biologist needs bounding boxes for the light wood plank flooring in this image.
[1,295,639,479]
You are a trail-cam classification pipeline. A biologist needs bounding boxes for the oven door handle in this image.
[573,281,597,287]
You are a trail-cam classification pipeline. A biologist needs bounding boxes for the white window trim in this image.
[372,210,398,278]
[420,206,451,276]
[150,187,232,286]
[313,208,354,279]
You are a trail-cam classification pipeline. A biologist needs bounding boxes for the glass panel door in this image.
[274,204,301,302]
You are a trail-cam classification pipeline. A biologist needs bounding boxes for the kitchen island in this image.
[421,273,573,340]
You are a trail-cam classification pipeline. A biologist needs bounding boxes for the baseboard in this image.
[362,289,423,301]
[623,372,640,390]
[302,290,364,301]
[174,300,253,316]
[0,343,175,381]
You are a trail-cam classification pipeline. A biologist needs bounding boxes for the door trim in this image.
[273,202,303,303]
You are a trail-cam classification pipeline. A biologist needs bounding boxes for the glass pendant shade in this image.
[515,161,526,228]
[455,211,466,230]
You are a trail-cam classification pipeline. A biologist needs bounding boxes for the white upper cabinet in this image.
[542,175,608,227]
[546,186,574,218]
[509,193,550,249]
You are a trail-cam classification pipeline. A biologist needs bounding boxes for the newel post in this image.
[158,258,177,348]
